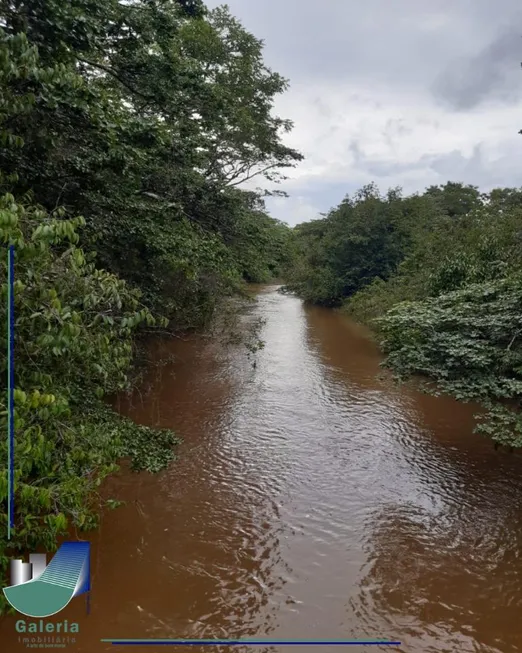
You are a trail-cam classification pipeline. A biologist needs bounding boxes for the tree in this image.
[285,184,420,305]
[1,0,302,318]
[424,182,482,218]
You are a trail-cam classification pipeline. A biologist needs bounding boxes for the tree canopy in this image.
[1,0,302,316]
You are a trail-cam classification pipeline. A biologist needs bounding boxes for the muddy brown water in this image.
[3,285,522,653]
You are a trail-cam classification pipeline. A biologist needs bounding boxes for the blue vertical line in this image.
[7,244,14,539]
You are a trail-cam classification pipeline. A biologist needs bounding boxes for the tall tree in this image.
[1,0,302,316]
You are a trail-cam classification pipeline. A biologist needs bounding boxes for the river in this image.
[3,285,522,652]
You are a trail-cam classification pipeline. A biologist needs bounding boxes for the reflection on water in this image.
[2,286,522,653]
[357,501,522,653]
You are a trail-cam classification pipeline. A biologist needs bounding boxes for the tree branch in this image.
[75,56,153,105]
[226,162,281,187]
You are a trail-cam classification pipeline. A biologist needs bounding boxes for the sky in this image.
[207,0,522,226]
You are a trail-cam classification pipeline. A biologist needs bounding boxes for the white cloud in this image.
[267,195,324,226]
[272,84,521,192]
[206,0,522,225]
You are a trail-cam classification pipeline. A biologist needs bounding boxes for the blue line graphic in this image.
[102,640,401,647]
[7,244,14,538]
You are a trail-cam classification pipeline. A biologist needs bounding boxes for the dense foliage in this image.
[285,183,441,306]
[0,187,180,613]
[287,182,522,448]
[1,0,301,318]
[0,0,300,609]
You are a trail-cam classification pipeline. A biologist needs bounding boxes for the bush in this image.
[378,274,522,447]
[0,192,178,613]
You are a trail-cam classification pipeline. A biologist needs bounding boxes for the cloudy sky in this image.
[207,0,522,225]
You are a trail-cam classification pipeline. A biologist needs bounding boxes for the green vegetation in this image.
[0,0,300,609]
[286,182,522,448]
